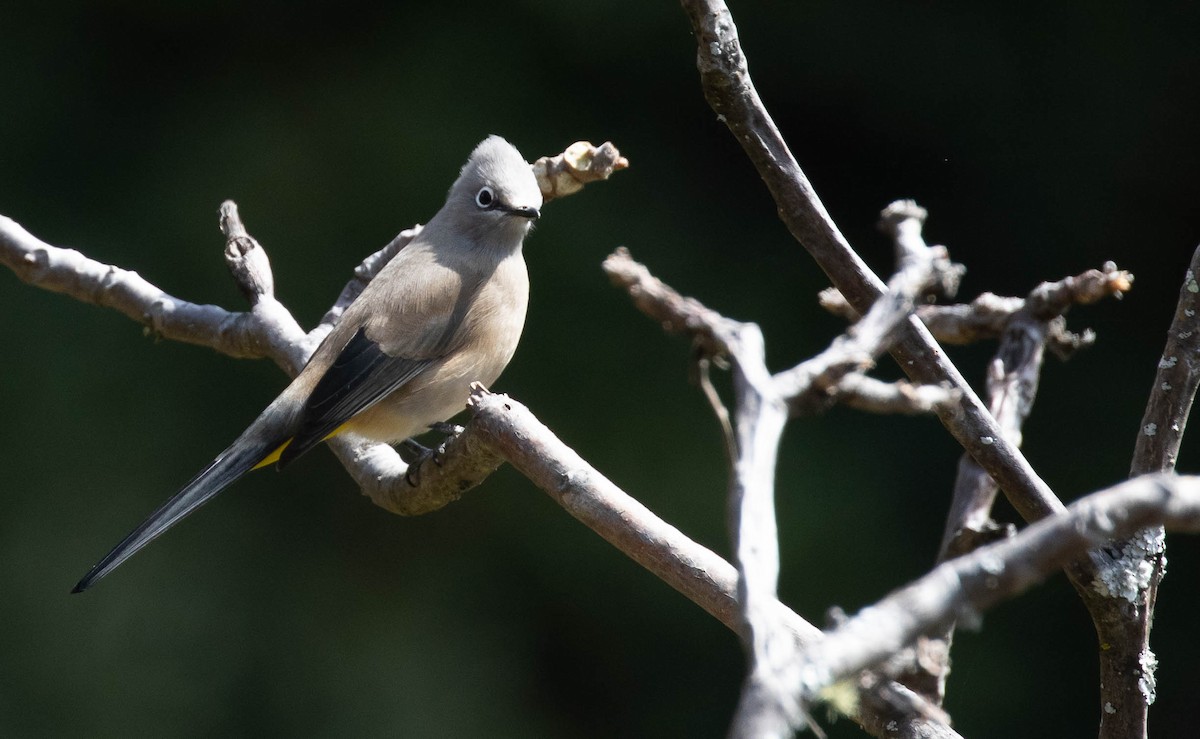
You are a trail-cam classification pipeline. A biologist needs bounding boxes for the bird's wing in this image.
[277,327,433,465]
[277,249,481,467]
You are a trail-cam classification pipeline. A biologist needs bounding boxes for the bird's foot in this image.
[400,425,463,486]
[425,422,463,467]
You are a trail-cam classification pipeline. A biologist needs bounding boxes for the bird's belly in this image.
[343,344,513,444]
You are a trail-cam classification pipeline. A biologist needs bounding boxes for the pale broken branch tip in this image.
[533,141,629,201]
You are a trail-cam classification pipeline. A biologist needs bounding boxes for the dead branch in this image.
[675,2,1169,736]
[792,474,1200,706]
[1083,243,1200,738]
[465,386,959,739]
[606,238,955,738]
[679,0,1065,535]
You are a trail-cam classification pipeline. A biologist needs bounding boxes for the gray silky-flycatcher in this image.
[73,135,542,593]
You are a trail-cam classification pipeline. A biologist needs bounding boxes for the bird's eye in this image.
[475,186,495,209]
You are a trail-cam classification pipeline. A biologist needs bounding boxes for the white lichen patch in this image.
[1139,649,1158,705]
[1158,356,1178,369]
[1091,527,1167,602]
[1104,702,1116,715]
[1143,423,1158,437]
[1187,269,1199,293]
[980,435,995,445]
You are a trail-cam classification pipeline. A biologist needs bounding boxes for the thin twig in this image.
[775,201,962,417]
[833,375,960,416]
[937,263,1132,561]
[1131,246,1200,475]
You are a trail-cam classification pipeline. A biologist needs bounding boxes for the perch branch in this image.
[0,142,627,517]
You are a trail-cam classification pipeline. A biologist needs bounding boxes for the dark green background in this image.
[3,2,1199,737]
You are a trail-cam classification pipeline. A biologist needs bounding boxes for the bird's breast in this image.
[344,254,529,444]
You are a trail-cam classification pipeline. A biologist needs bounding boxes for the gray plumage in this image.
[73,136,542,592]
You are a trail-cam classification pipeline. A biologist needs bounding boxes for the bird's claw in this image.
[400,424,463,486]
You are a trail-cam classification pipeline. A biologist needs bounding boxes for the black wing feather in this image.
[277,327,434,467]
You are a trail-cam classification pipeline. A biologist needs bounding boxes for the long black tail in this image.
[71,437,278,593]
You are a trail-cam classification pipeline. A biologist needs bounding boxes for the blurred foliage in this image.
[2,2,1199,737]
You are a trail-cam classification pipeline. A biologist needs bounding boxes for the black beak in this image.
[505,205,540,220]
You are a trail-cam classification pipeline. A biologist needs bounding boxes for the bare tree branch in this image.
[602,246,956,416]
[464,386,960,739]
[775,202,963,417]
[0,212,296,366]
[791,474,1200,706]
[833,375,960,416]
[937,262,1134,562]
[606,239,954,737]
[605,246,802,736]
[905,262,1131,710]
[723,325,797,738]
[1131,245,1200,474]
[1083,244,1200,738]
[679,0,1066,530]
[674,5,1184,738]
[467,386,803,640]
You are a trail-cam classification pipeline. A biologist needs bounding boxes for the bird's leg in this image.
[399,438,434,487]
[398,438,432,462]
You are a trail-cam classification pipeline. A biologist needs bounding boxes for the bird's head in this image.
[445,135,543,245]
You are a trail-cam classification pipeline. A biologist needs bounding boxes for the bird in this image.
[72,135,543,593]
